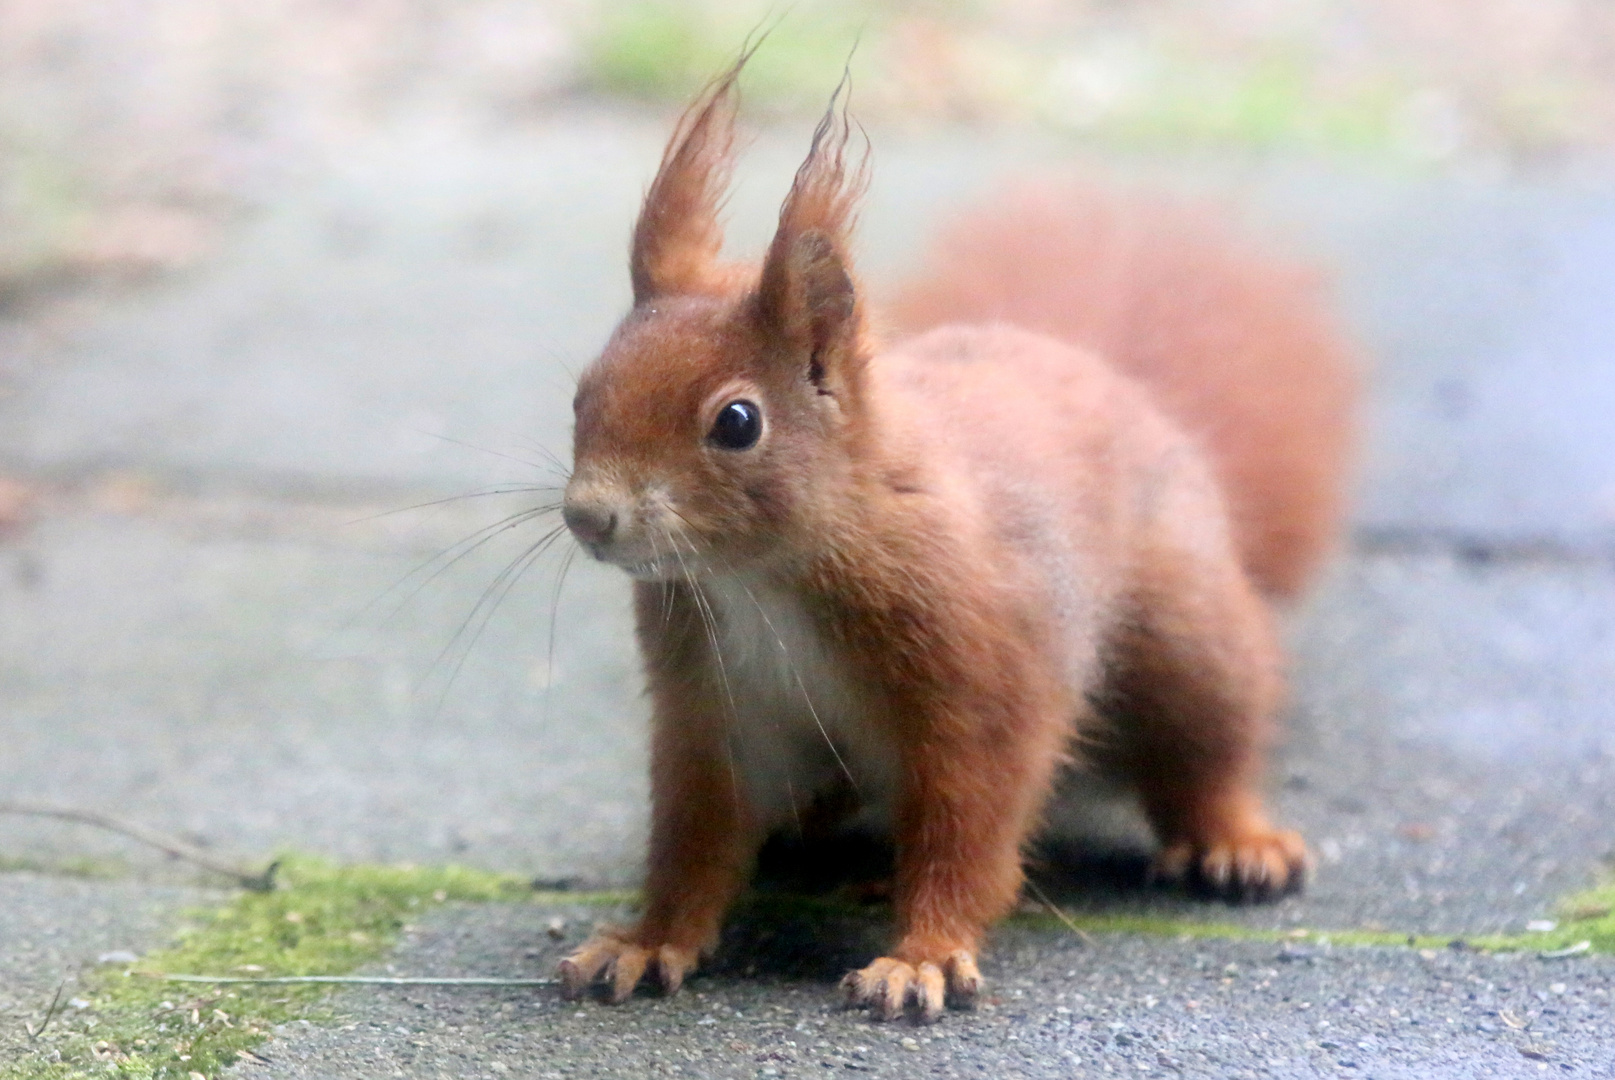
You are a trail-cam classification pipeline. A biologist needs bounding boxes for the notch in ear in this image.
[630,46,757,303]
[755,84,870,394]
[758,230,857,390]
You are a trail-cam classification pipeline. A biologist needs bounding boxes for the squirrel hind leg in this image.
[1100,540,1310,902]
[1146,803,1308,902]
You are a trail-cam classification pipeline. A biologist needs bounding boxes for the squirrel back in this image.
[887,181,1358,599]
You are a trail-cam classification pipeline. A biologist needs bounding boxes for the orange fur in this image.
[888,183,1358,599]
[558,62,1351,1021]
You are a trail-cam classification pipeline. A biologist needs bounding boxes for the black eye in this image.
[708,400,762,450]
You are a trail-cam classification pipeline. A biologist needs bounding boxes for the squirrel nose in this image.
[563,498,618,546]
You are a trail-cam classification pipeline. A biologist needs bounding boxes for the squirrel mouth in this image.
[618,558,676,581]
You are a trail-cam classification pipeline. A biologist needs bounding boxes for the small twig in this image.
[140,974,556,986]
[1024,878,1094,945]
[24,979,67,1040]
[0,801,278,891]
[1541,940,1591,959]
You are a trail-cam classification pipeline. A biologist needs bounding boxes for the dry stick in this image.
[142,974,556,986]
[24,979,68,1040]
[1023,876,1094,945]
[0,801,278,892]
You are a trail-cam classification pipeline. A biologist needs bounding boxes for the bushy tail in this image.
[887,179,1358,600]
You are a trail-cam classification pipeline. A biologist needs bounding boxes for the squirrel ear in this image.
[629,54,749,302]
[757,230,858,379]
[756,90,869,390]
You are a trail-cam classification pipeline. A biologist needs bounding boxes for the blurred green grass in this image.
[571,0,1593,160]
[580,1,871,108]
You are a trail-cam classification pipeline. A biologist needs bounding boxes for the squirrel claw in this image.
[1151,829,1309,902]
[842,950,980,1022]
[558,931,699,1003]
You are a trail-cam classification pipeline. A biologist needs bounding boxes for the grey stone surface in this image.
[257,899,1615,1080]
[1279,550,1615,936]
[0,875,223,1068]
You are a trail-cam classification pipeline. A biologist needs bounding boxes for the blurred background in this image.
[4,0,1614,292]
[1,0,1613,924]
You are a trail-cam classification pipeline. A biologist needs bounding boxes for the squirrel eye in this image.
[708,400,762,450]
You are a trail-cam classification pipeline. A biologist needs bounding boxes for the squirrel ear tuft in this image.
[756,84,869,385]
[630,51,753,302]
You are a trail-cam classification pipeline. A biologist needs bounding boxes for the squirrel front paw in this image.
[1150,827,1309,901]
[841,949,981,1023]
[558,928,700,1003]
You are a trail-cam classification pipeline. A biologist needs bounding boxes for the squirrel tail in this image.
[887,179,1359,600]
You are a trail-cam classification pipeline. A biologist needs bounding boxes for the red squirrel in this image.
[557,57,1356,1021]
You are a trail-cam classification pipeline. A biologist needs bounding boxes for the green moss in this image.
[1006,908,1427,948]
[1010,879,1615,957]
[1469,881,1615,956]
[3,856,625,1080]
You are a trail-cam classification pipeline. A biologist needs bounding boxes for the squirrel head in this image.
[564,57,871,582]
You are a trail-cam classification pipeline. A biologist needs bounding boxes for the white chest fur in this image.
[698,573,898,830]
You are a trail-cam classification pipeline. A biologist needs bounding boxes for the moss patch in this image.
[1470,880,1615,955]
[4,856,626,1080]
[1008,908,1456,950]
[1011,878,1615,956]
